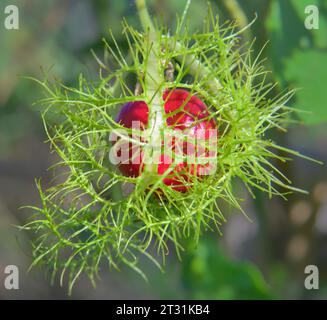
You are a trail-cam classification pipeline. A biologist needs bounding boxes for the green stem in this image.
[135,0,155,32]
[221,0,252,42]
[135,0,164,174]
[172,41,222,93]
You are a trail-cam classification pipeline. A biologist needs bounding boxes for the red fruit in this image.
[115,89,217,192]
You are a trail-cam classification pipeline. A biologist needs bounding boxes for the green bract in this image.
[22,3,317,293]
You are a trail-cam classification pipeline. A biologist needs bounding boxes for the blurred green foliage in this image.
[267,0,327,124]
[182,237,274,299]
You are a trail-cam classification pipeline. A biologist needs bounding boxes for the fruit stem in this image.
[136,0,164,174]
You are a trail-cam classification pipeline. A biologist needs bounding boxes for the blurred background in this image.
[0,0,326,299]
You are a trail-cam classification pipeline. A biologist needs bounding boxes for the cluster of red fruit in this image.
[116,89,218,192]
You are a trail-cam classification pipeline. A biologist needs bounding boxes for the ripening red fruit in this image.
[115,89,217,192]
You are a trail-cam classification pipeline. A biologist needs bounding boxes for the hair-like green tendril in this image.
[21,1,320,294]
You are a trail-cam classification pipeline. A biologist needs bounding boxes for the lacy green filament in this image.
[22,2,320,294]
